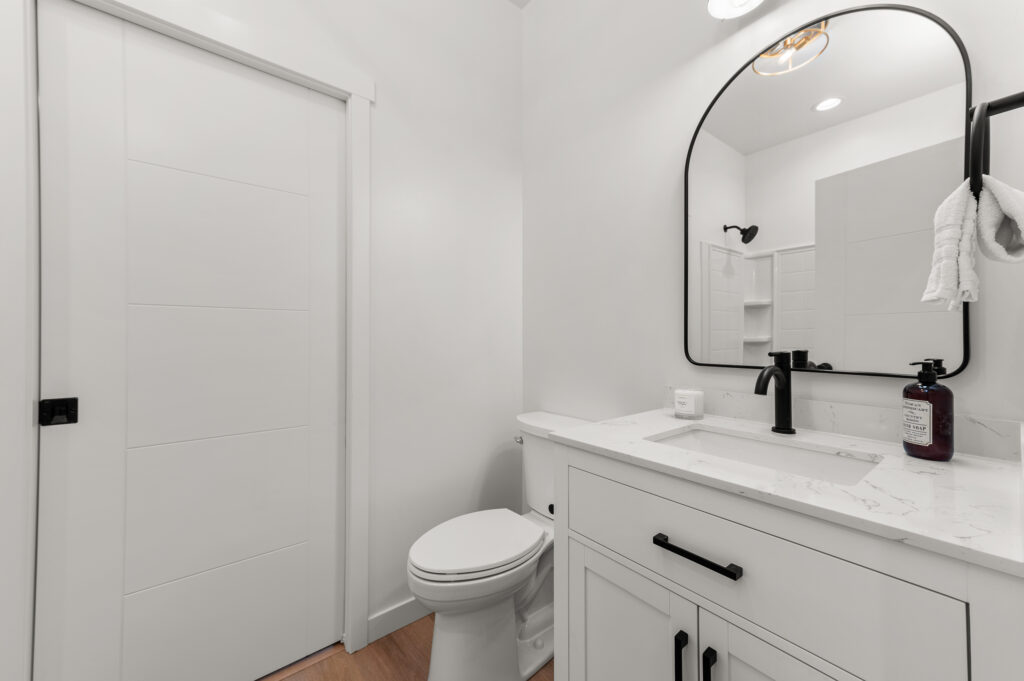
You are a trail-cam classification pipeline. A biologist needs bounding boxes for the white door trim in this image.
[0,3,39,681]
[344,96,372,652]
[21,0,376,666]
[71,0,375,102]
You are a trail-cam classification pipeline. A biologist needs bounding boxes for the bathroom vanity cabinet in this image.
[569,542,835,681]
[551,412,1024,681]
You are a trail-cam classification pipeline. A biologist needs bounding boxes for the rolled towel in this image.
[922,179,978,310]
[977,175,1024,262]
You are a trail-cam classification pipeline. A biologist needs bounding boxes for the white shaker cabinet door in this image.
[568,540,699,681]
[698,610,835,681]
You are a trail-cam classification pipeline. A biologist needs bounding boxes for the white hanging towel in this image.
[922,179,979,310]
[977,174,1024,262]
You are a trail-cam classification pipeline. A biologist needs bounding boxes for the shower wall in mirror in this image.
[685,7,971,378]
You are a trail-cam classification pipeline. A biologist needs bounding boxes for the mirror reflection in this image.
[686,9,968,376]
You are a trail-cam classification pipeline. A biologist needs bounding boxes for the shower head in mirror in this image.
[723,224,759,244]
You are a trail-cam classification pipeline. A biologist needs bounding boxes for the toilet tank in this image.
[517,412,591,520]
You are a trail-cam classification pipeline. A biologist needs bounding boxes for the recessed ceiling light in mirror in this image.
[814,97,843,111]
[753,21,830,76]
[707,0,764,20]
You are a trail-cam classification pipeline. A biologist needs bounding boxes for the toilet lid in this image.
[409,509,545,577]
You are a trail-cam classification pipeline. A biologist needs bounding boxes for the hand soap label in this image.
[902,398,933,446]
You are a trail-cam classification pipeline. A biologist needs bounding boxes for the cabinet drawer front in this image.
[569,468,968,681]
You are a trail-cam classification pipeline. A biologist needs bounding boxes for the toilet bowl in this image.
[407,412,589,681]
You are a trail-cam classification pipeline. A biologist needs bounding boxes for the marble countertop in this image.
[550,409,1024,578]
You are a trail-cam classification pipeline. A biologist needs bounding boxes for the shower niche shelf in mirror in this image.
[684,5,972,379]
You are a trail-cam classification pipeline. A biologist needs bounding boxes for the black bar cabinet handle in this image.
[702,647,718,681]
[674,630,689,681]
[653,533,743,581]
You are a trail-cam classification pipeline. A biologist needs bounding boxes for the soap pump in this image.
[925,358,948,376]
[902,360,954,462]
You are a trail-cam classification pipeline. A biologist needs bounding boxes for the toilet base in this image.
[426,598,555,681]
[428,597,522,681]
[517,602,554,679]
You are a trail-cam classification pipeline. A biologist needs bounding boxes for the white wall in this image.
[2,0,524,666]
[314,1,525,630]
[815,140,964,372]
[701,244,745,364]
[775,246,816,359]
[523,0,1024,425]
[689,131,747,248]
[745,84,965,254]
[0,2,37,680]
[688,132,746,360]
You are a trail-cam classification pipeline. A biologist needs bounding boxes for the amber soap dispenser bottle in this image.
[902,360,954,461]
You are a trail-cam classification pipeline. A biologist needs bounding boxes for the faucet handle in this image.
[768,351,791,367]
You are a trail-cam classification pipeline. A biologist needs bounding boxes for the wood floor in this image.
[260,614,555,681]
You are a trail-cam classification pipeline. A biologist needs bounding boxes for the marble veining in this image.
[551,409,1024,578]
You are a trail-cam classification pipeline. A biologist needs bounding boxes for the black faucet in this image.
[754,351,796,434]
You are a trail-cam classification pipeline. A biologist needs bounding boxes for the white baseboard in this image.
[367,596,431,643]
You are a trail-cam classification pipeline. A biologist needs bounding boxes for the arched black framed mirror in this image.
[684,5,972,379]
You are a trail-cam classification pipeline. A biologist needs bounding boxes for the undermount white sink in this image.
[648,427,880,486]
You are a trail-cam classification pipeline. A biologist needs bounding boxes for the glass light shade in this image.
[707,0,765,20]
[752,22,830,76]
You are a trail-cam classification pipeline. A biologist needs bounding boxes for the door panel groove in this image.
[125,424,310,451]
[123,540,309,597]
[126,157,310,198]
[127,302,308,313]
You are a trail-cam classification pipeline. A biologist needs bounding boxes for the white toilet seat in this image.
[409,509,545,579]
[409,542,542,583]
[407,510,553,607]
[408,551,543,609]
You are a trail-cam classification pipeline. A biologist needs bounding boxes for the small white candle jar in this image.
[674,389,705,420]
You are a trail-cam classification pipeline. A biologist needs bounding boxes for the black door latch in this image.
[40,398,79,426]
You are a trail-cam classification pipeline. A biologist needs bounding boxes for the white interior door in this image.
[34,1,346,679]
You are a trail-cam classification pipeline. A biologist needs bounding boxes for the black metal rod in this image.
[969,89,1024,199]
[985,90,1024,117]
[653,533,743,581]
[702,648,718,681]
[970,101,989,198]
[675,630,689,681]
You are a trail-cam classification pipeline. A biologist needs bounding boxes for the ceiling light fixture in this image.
[707,0,764,20]
[814,97,843,112]
[752,21,830,76]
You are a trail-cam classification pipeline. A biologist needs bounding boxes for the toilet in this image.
[407,412,589,681]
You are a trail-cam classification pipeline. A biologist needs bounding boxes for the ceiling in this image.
[506,0,532,7]
[701,10,966,155]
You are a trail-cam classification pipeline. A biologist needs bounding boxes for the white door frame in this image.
[9,4,377,676]
[0,3,40,681]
